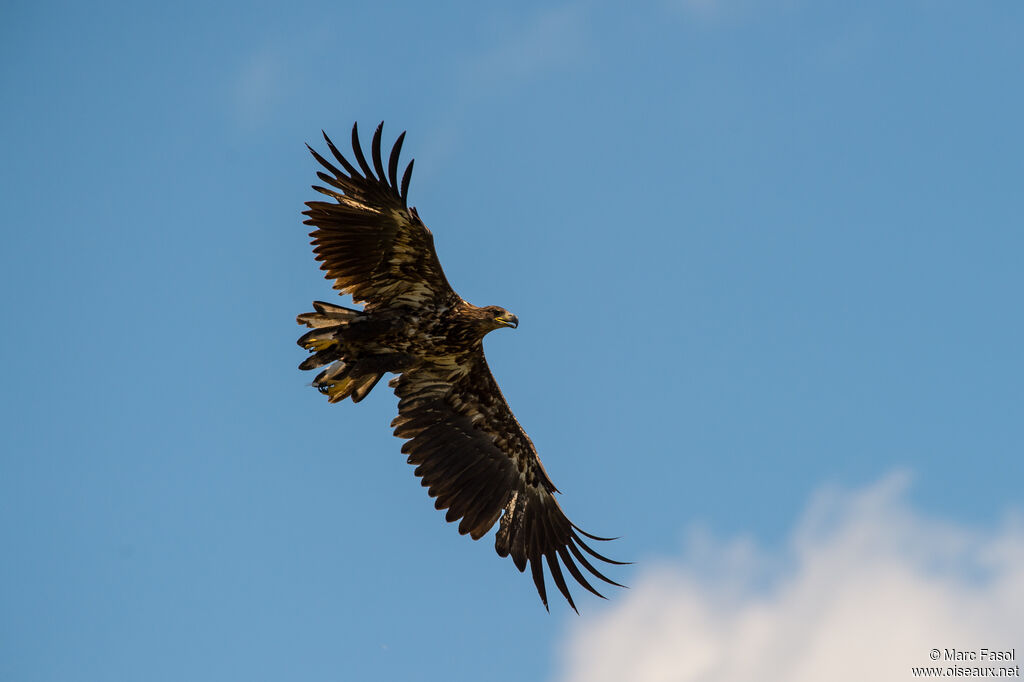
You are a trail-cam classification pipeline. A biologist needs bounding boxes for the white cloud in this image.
[232,48,287,130]
[463,5,589,85]
[418,5,590,185]
[673,0,720,16]
[665,0,802,22]
[557,473,1024,682]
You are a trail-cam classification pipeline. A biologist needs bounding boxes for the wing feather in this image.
[322,131,360,178]
[392,351,622,610]
[388,131,406,191]
[400,160,414,205]
[350,122,374,178]
[304,122,457,309]
[370,123,388,185]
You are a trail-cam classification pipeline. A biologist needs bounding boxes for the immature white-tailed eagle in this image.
[296,123,623,610]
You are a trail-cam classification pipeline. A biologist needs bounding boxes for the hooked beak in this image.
[498,314,519,329]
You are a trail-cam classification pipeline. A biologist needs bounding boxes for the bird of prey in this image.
[296,122,623,610]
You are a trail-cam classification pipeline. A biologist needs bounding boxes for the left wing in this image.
[303,123,459,311]
[389,352,624,611]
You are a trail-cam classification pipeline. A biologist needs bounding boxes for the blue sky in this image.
[2,1,1022,681]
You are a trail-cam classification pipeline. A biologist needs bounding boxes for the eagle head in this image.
[482,305,519,331]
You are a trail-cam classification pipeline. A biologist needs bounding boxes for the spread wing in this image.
[390,351,624,611]
[303,123,459,310]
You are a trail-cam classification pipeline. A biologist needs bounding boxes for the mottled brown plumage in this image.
[296,122,623,610]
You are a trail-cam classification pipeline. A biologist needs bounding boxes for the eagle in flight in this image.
[296,123,623,610]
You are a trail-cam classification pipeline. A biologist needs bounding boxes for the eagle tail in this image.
[313,365,383,404]
[296,300,362,328]
[296,301,394,404]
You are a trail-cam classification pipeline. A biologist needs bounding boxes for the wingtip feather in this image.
[371,122,387,182]
[388,131,406,190]
[351,122,374,178]
[400,159,414,205]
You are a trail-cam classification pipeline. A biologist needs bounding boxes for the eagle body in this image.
[296,123,622,610]
[298,300,516,400]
